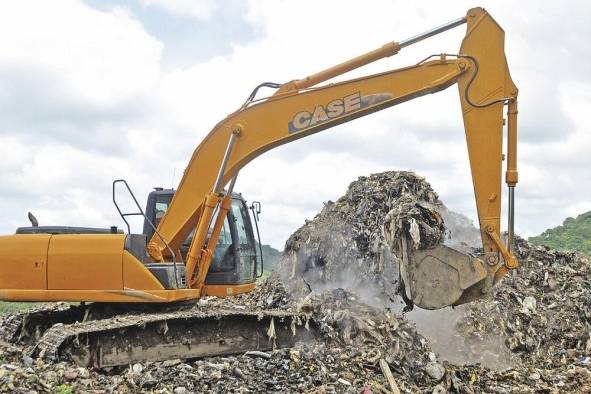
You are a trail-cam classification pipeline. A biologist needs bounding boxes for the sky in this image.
[0,0,590,249]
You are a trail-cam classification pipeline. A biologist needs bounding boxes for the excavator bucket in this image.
[398,235,493,310]
[393,7,519,310]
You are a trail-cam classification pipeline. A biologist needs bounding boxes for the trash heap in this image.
[458,236,591,363]
[0,290,447,393]
[277,171,446,305]
[1,170,591,393]
[452,236,591,390]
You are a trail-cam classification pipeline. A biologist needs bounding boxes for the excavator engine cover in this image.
[398,235,491,309]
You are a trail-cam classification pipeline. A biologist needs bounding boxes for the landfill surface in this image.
[1,171,590,393]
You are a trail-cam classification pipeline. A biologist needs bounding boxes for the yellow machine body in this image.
[0,234,253,302]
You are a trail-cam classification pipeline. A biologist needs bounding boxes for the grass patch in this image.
[54,384,73,394]
[0,301,37,314]
[256,270,271,285]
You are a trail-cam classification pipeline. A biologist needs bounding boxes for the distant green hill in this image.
[256,243,282,271]
[529,211,591,255]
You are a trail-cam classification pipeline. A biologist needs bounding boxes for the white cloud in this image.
[0,0,162,155]
[0,1,161,106]
[141,0,216,20]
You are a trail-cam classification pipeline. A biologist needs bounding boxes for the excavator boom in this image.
[151,7,518,308]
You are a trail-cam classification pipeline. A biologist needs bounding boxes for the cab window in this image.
[209,215,235,272]
[231,200,257,280]
[231,202,252,248]
[154,201,168,227]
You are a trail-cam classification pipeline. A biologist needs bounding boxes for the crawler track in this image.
[5,304,317,368]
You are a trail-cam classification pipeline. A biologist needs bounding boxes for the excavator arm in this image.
[151,7,519,309]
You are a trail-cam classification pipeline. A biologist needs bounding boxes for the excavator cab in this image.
[142,188,260,288]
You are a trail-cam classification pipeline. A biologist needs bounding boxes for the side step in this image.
[33,308,317,368]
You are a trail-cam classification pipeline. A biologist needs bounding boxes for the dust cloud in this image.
[276,206,516,369]
[407,207,515,370]
[408,306,514,370]
[276,220,405,310]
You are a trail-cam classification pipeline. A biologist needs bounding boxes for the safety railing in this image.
[112,179,182,288]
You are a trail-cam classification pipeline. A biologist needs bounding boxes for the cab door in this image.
[230,200,257,283]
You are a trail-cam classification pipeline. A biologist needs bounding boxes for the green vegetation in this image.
[529,211,591,255]
[256,269,271,285]
[0,301,36,314]
[256,243,282,270]
[253,244,281,284]
[54,384,73,394]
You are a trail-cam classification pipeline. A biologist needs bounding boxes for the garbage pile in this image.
[277,171,446,306]
[454,236,591,384]
[0,289,447,393]
[2,170,591,393]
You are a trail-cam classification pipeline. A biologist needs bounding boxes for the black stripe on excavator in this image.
[16,226,123,235]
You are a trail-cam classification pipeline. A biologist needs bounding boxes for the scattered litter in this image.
[1,171,590,393]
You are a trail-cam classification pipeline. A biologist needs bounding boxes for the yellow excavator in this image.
[0,7,518,366]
